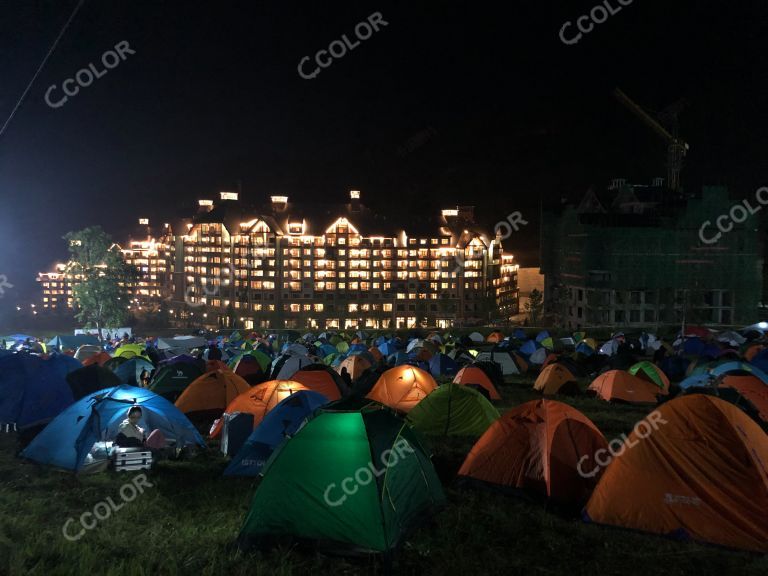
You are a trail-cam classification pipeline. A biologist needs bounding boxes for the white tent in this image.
[468,332,484,343]
[475,351,520,375]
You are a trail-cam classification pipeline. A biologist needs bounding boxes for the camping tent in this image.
[453,366,502,400]
[533,364,578,396]
[588,370,661,404]
[289,365,348,400]
[237,406,445,553]
[174,370,251,415]
[0,354,80,428]
[66,364,121,400]
[365,366,437,413]
[628,361,670,395]
[270,354,313,380]
[48,334,100,352]
[406,384,499,437]
[113,357,155,387]
[224,390,330,476]
[148,362,204,402]
[459,400,607,506]
[584,395,768,552]
[22,385,204,472]
[336,354,371,381]
[474,350,527,376]
[210,380,311,437]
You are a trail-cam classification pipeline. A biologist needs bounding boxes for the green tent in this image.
[228,349,272,373]
[406,384,499,437]
[148,363,203,402]
[628,361,667,390]
[239,406,445,553]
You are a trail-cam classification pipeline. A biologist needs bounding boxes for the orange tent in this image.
[533,364,578,395]
[487,331,504,343]
[458,399,607,505]
[206,359,230,372]
[82,351,112,367]
[453,366,502,400]
[585,395,768,552]
[366,365,437,413]
[336,355,371,381]
[719,375,768,423]
[210,379,310,437]
[588,370,660,404]
[289,368,344,401]
[540,353,559,371]
[175,370,251,414]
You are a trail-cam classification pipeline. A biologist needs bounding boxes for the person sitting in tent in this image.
[115,406,146,448]
[139,368,151,388]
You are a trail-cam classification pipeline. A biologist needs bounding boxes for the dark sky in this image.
[1,0,767,322]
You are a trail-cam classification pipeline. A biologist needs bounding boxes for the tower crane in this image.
[613,88,690,192]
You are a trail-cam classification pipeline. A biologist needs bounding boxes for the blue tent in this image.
[519,340,539,356]
[318,343,337,358]
[113,357,155,387]
[575,342,595,357]
[0,354,80,428]
[428,353,459,378]
[378,341,401,356]
[224,390,329,476]
[348,343,368,355]
[387,351,410,366]
[535,330,550,343]
[512,328,527,340]
[22,385,204,472]
[696,360,768,384]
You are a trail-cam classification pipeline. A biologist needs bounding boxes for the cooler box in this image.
[221,412,253,457]
[113,447,153,472]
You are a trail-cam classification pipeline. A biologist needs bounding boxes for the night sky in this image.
[1,0,767,324]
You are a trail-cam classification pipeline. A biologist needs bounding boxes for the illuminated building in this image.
[39,191,519,328]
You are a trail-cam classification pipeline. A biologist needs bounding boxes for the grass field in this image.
[1,375,766,575]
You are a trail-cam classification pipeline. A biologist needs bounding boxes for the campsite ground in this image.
[1,376,766,575]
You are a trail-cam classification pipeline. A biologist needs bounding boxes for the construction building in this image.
[540,181,762,330]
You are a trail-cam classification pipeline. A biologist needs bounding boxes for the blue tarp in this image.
[0,354,81,428]
[22,385,204,471]
[224,390,329,476]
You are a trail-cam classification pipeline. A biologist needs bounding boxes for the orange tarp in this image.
[588,370,660,404]
[366,365,437,413]
[585,395,768,552]
[533,364,577,395]
[453,366,501,400]
[458,399,607,504]
[175,370,251,414]
[210,379,309,437]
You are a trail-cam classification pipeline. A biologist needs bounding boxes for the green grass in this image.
[1,376,766,575]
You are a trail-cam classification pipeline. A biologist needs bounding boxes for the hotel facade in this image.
[38,191,520,330]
